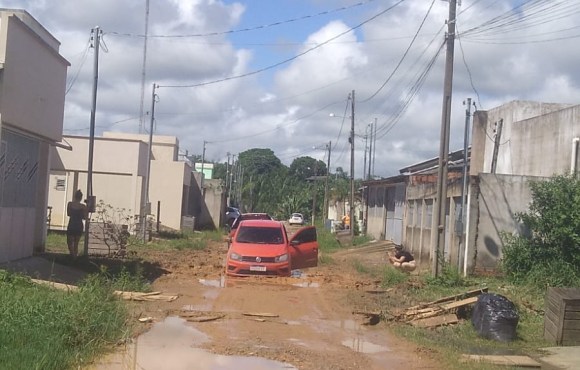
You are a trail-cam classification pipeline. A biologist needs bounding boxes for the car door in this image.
[288,226,319,269]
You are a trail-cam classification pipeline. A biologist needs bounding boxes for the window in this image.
[55,178,66,191]
[407,201,415,227]
[424,199,434,229]
[236,226,284,244]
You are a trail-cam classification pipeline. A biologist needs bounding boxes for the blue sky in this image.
[2,0,580,177]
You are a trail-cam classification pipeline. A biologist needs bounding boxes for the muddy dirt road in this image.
[90,233,440,370]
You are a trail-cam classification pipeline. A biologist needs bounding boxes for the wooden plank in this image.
[441,296,478,310]
[461,355,541,368]
[562,328,580,340]
[411,314,458,328]
[564,311,580,320]
[242,312,279,318]
[564,302,580,312]
[563,319,580,330]
[544,314,558,340]
[407,288,488,310]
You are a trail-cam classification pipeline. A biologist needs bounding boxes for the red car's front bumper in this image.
[226,259,291,277]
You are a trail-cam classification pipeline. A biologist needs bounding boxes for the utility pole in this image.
[368,120,374,181]
[349,90,355,237]
[142,83,157,242]
[200,140,207,197]
[372,117,377,178]
[490,119,503,174]
[363,125,369,181]
[230,154,236,205]
[225,152,231,204]
[433,0,457,277]
[323,141,331,221]
[138,0,150,134]
[459,98,472,273]
[83,26,101,257]
[311,160,319,225]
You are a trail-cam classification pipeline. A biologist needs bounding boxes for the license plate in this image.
[250,266,266,272]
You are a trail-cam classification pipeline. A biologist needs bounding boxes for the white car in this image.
[288,213,304,225]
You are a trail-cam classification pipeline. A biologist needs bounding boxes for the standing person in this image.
[66,189,88,258]
[388,245,416,272]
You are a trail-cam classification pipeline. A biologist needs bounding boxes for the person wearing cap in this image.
[388,245,416,272]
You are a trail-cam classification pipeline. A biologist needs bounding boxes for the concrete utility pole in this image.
[363,125,368,182]
[229,154,236,205]
[368,120,374,181]
[225,152,230,204]
[372,117,377,178]
[433,0,457,277]
[83,26,101,257]
[459,98,472,272]
[350,90,355,237]
[142,83,157,242]
[200,140,207,197]
[323,141,331,221]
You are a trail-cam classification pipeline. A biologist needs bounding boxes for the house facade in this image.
[49,132,193,233]
[364,100,580,275]
[0,9,69,262]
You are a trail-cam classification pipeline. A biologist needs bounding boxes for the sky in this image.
[2,0,580,178]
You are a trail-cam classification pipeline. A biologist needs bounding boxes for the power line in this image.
[106,0,380,39]
[158,0,408,88]
[360,0,437,103]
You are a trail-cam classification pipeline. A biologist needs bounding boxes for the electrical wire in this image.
[106,0,379,39]
[158,0,408,88]
[360,0,436,103]
[455,22,483,110]
[65,36,91,95]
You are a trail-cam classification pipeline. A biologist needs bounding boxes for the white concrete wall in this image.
[150,160,190,230]
[0,11,68,142]
[474,101,572,176]
[103,132,179,162]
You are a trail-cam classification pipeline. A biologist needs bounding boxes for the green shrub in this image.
[382,267,408,287]
[501,175,580,288]
[425,263,468,288]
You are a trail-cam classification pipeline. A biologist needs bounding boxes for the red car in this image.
[226,219,318,277]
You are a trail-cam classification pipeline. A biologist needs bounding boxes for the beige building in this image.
[49,132,193,232]
[0,9,69,263]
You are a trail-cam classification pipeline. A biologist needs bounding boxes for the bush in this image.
[501,175,580,288]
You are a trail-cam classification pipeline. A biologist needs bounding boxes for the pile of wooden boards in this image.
[392,288,488,328]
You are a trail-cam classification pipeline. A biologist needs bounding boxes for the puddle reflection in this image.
[341,338,390,354]
[198,276,226,288]
[91,316,297,370]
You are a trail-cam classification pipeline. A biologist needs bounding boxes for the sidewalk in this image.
[538,346,580,369]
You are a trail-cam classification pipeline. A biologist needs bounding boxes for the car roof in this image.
[239,219,282,228]
[292,213,302,216]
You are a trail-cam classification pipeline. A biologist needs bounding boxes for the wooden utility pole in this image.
[433,0,457,277]
[83,26,101,257]
[350,90,355,237]
[490,119,503,173]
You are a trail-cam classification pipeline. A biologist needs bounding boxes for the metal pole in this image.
[433,0,457,277]
[323,141,331,221]
[350,90,355,237]
[459,98,472,271]
[83,26,101,257]
[138,0,150,134]
[142,83,157,242]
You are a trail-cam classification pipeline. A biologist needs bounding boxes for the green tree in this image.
[501,175,580,287]
[289,156,327,181]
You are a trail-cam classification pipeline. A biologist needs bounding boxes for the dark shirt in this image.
[395,250,414,262]
[67,205,86,236]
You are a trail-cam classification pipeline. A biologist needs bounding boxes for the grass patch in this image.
[46,232,70,253]
[352,259,370,274]
[319,254,334,265]
[147,230,225,251]
[381,267,409,287]
[383,274,550,369]
[0,270,129,370]
[317,228,342,252]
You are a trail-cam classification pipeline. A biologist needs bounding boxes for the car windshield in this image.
[236,226,284,244]
[292,214,302,218]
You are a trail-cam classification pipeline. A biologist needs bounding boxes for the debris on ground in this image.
[460,354,541,368]
[387,288,489,328]
[31,278,179,302]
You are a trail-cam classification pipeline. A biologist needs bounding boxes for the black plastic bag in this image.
[471,293,519,342]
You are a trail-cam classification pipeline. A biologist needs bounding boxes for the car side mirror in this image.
[290,240,300,247]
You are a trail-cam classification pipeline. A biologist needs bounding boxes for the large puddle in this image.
[91,317,297,370]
